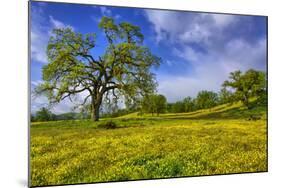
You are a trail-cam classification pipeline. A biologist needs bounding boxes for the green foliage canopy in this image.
[196,90,219,109]
[223,69,266,108]
[141,94,167,115]
[34,107,55,122]
[35,17,161,121]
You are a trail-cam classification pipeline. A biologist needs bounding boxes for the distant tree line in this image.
[31,69,266,121]
[31,106,135,122]
[141,90,221,115]
[140,69,266,115]
[31,107,90,122]
[140,94,167,116]
[101,108,135,118]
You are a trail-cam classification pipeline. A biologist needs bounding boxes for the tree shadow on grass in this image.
[162,105,266,121]
[107,102,267,127]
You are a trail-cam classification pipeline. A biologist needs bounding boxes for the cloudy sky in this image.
[30,1,267,114]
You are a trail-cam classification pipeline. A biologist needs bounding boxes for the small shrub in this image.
[138,122,145,127]
[97,121,117,129]
[247,115,261,121]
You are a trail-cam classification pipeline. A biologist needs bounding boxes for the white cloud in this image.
[31,95,49,113]
[144,10,237,44]
[31,89,91,114]
[31,6,77,113]
[157,38,266,102]
[212,14,237,27]
[30,6,49,64]
[165,60,175,66]
[31,30,48,63]
[178,24,211,44]
[100,7,112,16]
[49,16,65,28]
[49,16,74,30]
[222,38,266,72]
[92,6,121,23]
[157,58,229,102]
[31,95,77,114]
[158,76,204,101]
[144,10,177,43]
[52,98,80,114]
[173,46,203,63]
[144,10,266,102]
[90,15,100,23]
[31,6,74,64]
[115,14,121,20]
[31,80,43,87]
[31,77,94,114]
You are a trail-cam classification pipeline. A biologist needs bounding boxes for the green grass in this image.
[30,101,267,186]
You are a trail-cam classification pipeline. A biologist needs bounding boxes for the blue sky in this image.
[30,1,267,114]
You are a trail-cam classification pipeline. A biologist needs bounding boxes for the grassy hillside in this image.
[30,101,267,186]
[119,100,266,120]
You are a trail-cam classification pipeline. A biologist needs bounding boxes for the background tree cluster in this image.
[165,91,219,114]
[140,94,167,116]
[139,69,266,115]
[223,69,266,108]
[31,107,90,122]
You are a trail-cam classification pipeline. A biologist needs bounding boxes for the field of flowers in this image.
[30,102,267,186]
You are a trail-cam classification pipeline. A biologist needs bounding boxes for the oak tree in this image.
[196,90,218,109]
[141,94,167,116]
[35,107,54,122]
[222,69,266,108]
[36,17,160,121]
[183,97,196,112]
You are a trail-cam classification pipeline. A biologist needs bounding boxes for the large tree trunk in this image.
[91,104,100,121]
[243,94,250,109]
[91,95,102,121]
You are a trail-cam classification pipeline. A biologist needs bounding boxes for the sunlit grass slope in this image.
[30,101,267,186]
